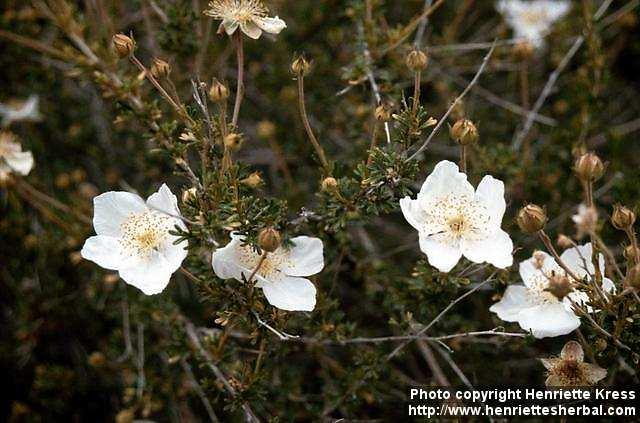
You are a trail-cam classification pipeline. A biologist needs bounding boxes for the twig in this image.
[232,32,244,127]
[136,323,145,400]
[116,286,133,362]
[406,39,497,161]
[296,70,330,172]
[252,311,299,341]
[181,357,221,423]
[417,340,450,386]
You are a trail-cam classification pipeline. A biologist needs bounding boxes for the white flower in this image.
[497,0,571,48]
[490,243,615,338]
[0,95,41,127]
[212,233,324,311]
[204,0,286,39]
[81,184,188,295]
[400,160,513,273]
[0,131,34,181]
[571,203,597,239]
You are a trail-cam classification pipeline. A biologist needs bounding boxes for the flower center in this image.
[422,194,490,241]
[236,245,289,280]
[208,0,267,22]
[552,360,585,386]
[120,211,170,258]
[521,9,548,25]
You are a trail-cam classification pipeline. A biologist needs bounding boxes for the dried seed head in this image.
[406,49,428,71]
[544,273,573,300]
[321,176,338,192]
[112,33,135,58]
[208,78,229,102]
[517,204,547,234]
[625,264,640,289]
[449,119,479,145]
[223,133,243,151]
[574,152,604,182]
[611,204,636,230]
[374,104,392,122]
[258,227,281,253]
[291,55,311,76]
[150,58,171,79]
[241,172,263,188]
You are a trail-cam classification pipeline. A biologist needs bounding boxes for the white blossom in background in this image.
[212,233,324,311]
[490,243,615,338]
[400,160,513,273]
[0,131,34,181]
[571,203,598,239]
[204,0,286,39]
[541,341,607,387]
[81,184,188,295]
[0,95,41,127]
[497,0,571,48]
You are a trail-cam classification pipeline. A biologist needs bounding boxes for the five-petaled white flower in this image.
[540,341,607,387]
[0,95,41,127]
[571,203,597,240]
[400,160,513,273]
[212,233,324,311]
[490,243,615,338]
[204,0,286,39]
[497,0,571,48]
[81,184,188,295]
[0,131,34,181]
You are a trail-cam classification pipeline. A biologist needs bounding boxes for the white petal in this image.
[261,276,316,311]
[461,229,513,269]
[92,191,146,237]
[211,235,247,281]
[4,151,34,175]
[419,233,462,273]
[602,277,616,294]
[474,175,506,226]
[400,196,423,231]
[418,160,474,199]
[560,243,604,279]
[240,21,262,39]
[159,236,188,273]
[119,251,174,295]
[517,302,580,338]
[146,183,181,217]
[222,19,239,35]
[489,285,536,322]
[81,235,127,270]
[519,251,559,289]
[255,16,286,34]
[281,236,324,277]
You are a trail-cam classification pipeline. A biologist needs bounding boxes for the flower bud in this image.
[449,119,479,146]
[112,33,135,58]
[208,79,229,102]
[517,204,547,234]
[374,104,391,122]
[574,152,604,182]
[223,133,243,151]
[406,49,428,71]
[611,204,636,230]
[150,58,171,79]
[625,263,640,289]
[241,172,263,188]
[321,176,338,192]
[258,228,281,253]
[291,55,311,76]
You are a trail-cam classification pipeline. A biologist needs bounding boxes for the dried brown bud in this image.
[406,49,428,71]
[321,176,338,192]
[150,58,171,79]
[258,228,281,253]
[223,133,243,151]
[374,104,391,122]
[574,152,604,182]
[257,120,276,139]
[291,55,311,76]
[611,204,636,230]
[87,351,106,368]
[557,234,574,249]
[241,172,263,188]
[544,272,574,300]
[517,204,547,234]
[449,119,479,145]
[208,79,229,102]
[625,264,640,289]
[112,33,135,58]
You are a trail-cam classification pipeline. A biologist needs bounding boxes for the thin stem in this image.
[625,227,640,265]
[296,73,330,173]
[14,178,91,225]
[538,230,584,284]
[231,32,244,128]
[459,144,467,173]
[366,120,379,166]
[411,70,422,117]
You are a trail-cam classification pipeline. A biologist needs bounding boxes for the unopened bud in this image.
[450,119,479,145]
[574,152,604,182]
[321,176,338,192]
[223,133,243,151]
[208,79,229,102]
[406,49,428,71]
[258,228,281,253]
[375,104,391,122]
[112,33,135,58]
[257,120,276,139]
[611,204,636,230]
[557,234,574,249]
[517,204,547,234]
[241,172,263,188]
[150,58,171,78]
[291,55,311,76]
[625,264,640,289]
[182,187,197,203]
[544,273,573,300]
